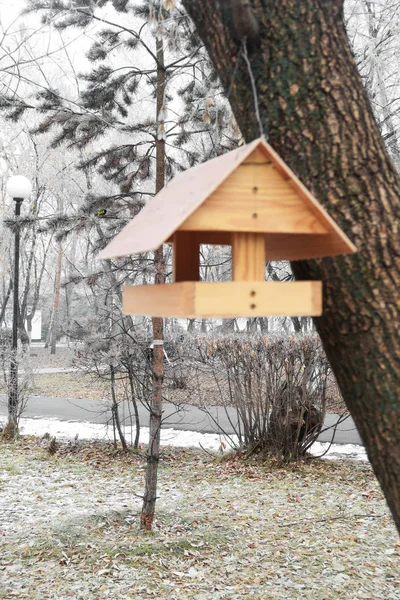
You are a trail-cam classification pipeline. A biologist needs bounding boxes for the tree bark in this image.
[140,36,166,531]
[183,0,400,532]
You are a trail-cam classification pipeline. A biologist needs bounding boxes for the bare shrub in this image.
[71,330,153,450]
[172,333,332,461]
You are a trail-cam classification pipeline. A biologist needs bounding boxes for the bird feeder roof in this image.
[98,137,356,261]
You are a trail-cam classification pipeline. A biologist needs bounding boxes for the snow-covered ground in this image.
[13,416,368,461]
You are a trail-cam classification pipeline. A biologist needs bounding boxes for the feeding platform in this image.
[98,138,356,318]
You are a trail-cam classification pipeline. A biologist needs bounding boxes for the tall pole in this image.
[3,175,31,439]
[8,197,23,431]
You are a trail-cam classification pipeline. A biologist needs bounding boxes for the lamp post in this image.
[6,175,32,435]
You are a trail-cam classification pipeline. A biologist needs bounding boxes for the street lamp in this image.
[6,175,32,436]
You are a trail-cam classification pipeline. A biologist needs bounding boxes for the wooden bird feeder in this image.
[98,138,356,318]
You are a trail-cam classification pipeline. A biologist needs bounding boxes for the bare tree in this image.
[345,0,400,168]
[140,35,166,532]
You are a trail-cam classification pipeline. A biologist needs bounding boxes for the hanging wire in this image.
[241,38,267,140]
[225,37,268,141]
[226,50,242,101]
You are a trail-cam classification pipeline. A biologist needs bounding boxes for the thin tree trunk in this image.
[50,243,63,355]
[247,318,258,333]
[110,365,128,452]
[183,0,400,532]
[0,279,12,326]
[222,318,235,333]
[301,317,309,334]
[128,363,140,449]
[44,306,53,349]
[64,234,78,332]
[187,318,196,332]
[291,317,302,334]
[19,224,37,325]
[140,36,166,531]
[25,237,53,342]
[26,315,33,342]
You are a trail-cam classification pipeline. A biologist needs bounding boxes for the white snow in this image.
[9,416,368,461]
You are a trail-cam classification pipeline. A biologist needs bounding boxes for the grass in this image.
[29,372,110,401]
[0,438,399,599]
[3,464,21,475]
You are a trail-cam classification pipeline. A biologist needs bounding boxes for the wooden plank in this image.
[194,281,322,317]
[123,283,195,317]
[264,232,352,260]
[166,231,232,246]
[232,233,265,281]
[179,148,328,235]
[123,281,322,317]
[168,230,352,261]
[173,232,200,282]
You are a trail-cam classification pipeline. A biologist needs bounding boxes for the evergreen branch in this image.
[0,74,124,133]
[77,10,160,66]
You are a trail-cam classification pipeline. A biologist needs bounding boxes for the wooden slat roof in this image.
[98,138,356,259]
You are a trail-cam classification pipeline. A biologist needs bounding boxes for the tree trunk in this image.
[50,243,63,355]
[247,318,258,333]
[0,279,12,326]
[127,363,140,449]
[19,222,37,325]
[222,318,235,333]
[110,365,128,452]
[187,318,196,332]
[140,36,166,531]
[183,0,400,532]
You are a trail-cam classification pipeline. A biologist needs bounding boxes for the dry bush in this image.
[170,333,337,460]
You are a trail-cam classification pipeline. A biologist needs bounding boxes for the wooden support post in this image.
[232,232,265,281]
[173,232,200,282]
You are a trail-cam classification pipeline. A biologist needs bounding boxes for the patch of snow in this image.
[12,416,368,461]
[310,441,368,462]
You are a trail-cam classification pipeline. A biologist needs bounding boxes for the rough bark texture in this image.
[183,0,400,532]
[140,36,165,531]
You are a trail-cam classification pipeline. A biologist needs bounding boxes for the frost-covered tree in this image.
[0,1,240,524]
[345,0,400,169]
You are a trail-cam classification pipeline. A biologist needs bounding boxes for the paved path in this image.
[31,368,79,374]
[0,395,362,445]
